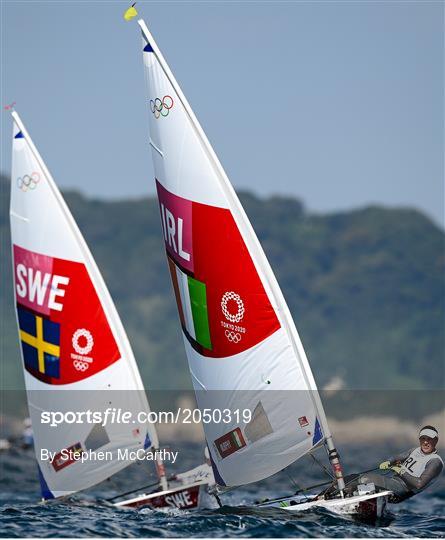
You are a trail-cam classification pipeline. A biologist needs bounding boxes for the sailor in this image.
[346,425,443,501]
[171,447,215,487]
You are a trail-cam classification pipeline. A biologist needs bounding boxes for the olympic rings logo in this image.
[72,329,94,356]
[150,95,174,119]
[17,172,40,192]
[73,360,90,372]
[225,330,241,343]
[221,292,245,323]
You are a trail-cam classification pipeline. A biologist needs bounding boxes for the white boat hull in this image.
[257,490,392,520]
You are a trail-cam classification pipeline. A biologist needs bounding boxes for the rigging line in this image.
[309,452,334,480]
[343,466,381,487]
[294,479,333,495]
[325,466,382,498]
[255,479,333,505]
[284,468,302,492]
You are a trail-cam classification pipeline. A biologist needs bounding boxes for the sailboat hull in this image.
[114,481,215,510]
[257,490,391,521]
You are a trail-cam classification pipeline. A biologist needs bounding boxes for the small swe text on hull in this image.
[114,481,216,510]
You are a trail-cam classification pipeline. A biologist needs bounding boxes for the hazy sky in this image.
[1,1,443,227]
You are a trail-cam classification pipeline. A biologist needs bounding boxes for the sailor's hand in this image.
[379,461,391,470]
[390,465,402,474]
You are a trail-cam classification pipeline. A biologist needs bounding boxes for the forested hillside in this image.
[1,176,443,395]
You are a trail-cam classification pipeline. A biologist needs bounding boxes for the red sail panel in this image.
[14,244,120,385]
[156,180,280,358]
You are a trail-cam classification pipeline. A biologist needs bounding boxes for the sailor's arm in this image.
[389,449,413,465]
[400,459,443,492]
[379,449,412,469]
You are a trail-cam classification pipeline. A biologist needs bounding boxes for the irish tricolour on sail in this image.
[138,20,346,491]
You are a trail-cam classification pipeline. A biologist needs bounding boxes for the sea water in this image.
[1,441,443,538]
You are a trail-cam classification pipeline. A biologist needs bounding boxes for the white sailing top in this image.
[391,447,443,493]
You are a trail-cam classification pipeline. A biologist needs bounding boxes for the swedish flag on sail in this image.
[17,306,60,378]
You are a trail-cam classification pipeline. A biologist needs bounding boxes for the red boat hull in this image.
[115,482,208,510]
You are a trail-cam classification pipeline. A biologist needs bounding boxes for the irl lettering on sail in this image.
[156,180,194,272]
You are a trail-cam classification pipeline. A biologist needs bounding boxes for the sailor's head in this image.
[204,446,210,464]
[419,425,438,454]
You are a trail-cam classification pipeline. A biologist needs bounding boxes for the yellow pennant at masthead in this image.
[124,3,138,21]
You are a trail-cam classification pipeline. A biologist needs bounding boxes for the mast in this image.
[137,20,345,491]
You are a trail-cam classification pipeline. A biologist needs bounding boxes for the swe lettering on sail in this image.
[15,264,69,311]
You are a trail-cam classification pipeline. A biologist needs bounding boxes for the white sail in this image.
[138,21,342,488]
[10,111,159,499]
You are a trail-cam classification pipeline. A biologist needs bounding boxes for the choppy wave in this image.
[1,443,444,538]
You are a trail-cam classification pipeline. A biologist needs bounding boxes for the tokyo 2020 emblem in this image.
[221,292,245,323]
[71,329,94,372]
[72,329,94,355]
